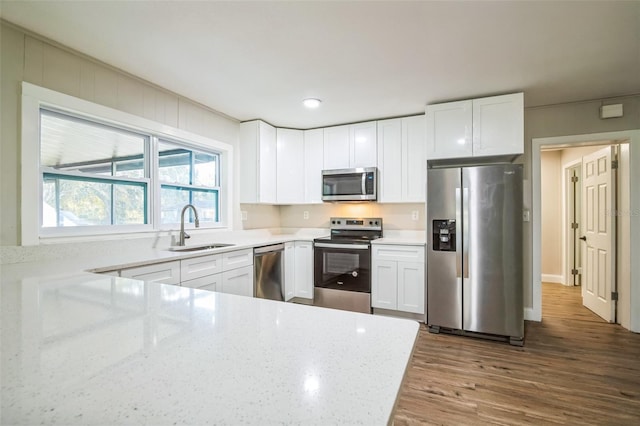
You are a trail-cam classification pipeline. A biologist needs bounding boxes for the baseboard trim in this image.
[541,274,564,284]
[524,307,539,322]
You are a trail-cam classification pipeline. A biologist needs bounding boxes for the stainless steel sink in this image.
[167,243,234,252]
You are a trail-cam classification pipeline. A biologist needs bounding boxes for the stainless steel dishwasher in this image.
[253,244,285,301]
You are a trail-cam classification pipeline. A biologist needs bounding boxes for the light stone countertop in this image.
[1,228,421,424]
[371,230,427,246]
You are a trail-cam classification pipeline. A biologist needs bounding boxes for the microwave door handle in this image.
[361,173,366,195]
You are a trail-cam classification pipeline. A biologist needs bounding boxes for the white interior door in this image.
[581,146,616,322]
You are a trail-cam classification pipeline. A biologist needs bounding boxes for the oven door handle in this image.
[314,243,370,250]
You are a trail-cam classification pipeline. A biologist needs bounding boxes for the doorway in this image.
[540,143,622,323]
[532,130,638,332]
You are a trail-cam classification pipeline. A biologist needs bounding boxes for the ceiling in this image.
[2,1,639,129]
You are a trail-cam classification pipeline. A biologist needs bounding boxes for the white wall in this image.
[0,22,241,246]
[540,151,563,280]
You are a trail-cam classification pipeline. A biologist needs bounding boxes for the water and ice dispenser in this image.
[432,220,456,251]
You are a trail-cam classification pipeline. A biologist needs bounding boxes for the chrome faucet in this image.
[178,204,200,246]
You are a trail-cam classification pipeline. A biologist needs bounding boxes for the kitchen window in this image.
[40,110,150,228]
[158,140,220,225]
[22,82,233,243]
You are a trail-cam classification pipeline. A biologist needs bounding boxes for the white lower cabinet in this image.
[284,242,295,301]
[221,265,254,297]
[371,244,425,314]
[283,241,313,301]
[181,274,221,292]
[119,261,181,285]
[294,241,313,299]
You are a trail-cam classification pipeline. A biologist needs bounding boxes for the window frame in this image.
[21,82,234,245]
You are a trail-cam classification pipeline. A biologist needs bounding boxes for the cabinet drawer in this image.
[181,254,222,281]
[221,265,254,297]
[181,273,221,292]
[120,261,181,285]
[373,245,425,262]
[222,248,253,271]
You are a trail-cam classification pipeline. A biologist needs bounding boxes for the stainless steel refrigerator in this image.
[427,163,524,345]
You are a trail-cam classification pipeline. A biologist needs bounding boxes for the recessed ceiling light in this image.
[303,98,321,109]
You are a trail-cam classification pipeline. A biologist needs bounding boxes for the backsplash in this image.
[277,203,426,230]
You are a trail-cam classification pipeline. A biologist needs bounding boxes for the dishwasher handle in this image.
[254,243,285,255]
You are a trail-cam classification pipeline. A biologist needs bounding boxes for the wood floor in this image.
[393,283,640,425]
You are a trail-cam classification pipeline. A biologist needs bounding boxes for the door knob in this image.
[579,236,587,241]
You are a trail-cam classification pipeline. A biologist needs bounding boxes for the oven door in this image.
[314,242,371,293]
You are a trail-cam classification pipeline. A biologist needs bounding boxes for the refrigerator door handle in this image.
[462,187,469,279]
[455,187,462,279]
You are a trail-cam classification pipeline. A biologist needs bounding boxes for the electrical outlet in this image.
[411,210,419,221]
[303,211,309,220]
[241,210,248,221]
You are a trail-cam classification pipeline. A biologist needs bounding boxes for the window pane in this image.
[40,110,147,175]
[158,142,191,185]
[194,152,218,187]
[160,186,190,224]
[114,185,146,224]
[42,174,146,227]
[160,186,218,224]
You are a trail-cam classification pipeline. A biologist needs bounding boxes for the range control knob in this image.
[369,221,373,225]
[331,220,336,224]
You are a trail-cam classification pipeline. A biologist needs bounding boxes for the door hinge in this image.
[571,269,579,275]
[571,222,579,229]
[611,291,619,301]
[612,160,619,169]
[571,176,579,183]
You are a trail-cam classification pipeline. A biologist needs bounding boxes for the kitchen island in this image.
[1,270,419,425]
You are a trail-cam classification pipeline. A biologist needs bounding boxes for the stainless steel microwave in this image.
[322,167,377,201]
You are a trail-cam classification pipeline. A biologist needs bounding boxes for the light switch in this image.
[523,210,530,222]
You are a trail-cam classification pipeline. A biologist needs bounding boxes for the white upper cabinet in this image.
[323,125,350,169]
[350,122,377,168]
[426,93,523,160]
[276,128,305,204]
[240,120,277,203]
[323,121,377,170]
[426,100,472,160]
[472,93,524,157]
[303,128,324,204]
[377,119,403,203]
[377,115,426,203]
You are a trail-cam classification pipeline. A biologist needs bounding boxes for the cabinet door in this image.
[239,121,259,203]
[323,125,350,169]
[284,242,295,301]
[397,261,425,314]
[402,115,426,202]
[277,128,305,204]
[371,259,398,309]
[472,93,524,157]
[350,122,377,168]
[303,128,324,203]
[181,254,222,282]
[120,261,181,285]
[181,273,221,292]
[377,119,402,203]
[426,100,472,160]
[222,249,253,271]
[258,121,277,203]
[221,265,254,297]
[294,241,313,299]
